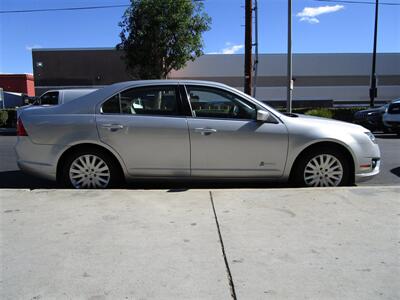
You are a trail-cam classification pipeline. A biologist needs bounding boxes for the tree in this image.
[117,0,211,79]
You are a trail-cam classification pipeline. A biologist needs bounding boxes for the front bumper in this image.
[355,159,380,183]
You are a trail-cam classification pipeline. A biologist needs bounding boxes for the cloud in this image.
[222,44,244,54]
[208,43,244,55]
[25,44,42,51]
[297,5,344,24]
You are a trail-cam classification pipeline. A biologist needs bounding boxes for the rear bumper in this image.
[15,137,62,181]
[17,160,57,181]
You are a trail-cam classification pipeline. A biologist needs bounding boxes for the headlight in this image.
[365,132,377,144]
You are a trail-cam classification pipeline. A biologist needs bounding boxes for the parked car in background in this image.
[383,99,400,135]
[36,89,98,105]
[354,103,390,132]
[15,80,380,189]
[17,88,98,118]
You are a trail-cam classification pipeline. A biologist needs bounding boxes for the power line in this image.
[0,4,129,14]
[314,0,400,5]
[1,0,398,15]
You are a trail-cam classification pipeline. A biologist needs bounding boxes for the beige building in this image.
[32,48,400,104]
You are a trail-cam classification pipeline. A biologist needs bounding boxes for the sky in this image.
[0,0,399,74]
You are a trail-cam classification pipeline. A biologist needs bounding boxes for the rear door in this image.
[97,84,190,177]
[183,84,289,178]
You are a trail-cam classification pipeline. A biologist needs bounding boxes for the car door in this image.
[183,84,289,177]
[97,84,190,177]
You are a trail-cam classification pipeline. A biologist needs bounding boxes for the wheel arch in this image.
[289,141,356,185]
[56,142,127,183]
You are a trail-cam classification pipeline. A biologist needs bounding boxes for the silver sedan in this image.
[15,80,380,188]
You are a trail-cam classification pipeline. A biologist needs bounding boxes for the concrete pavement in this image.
[212,187,400,300]
[1,187,399,299]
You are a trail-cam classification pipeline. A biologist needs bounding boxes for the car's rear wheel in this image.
[293,147,351,187]
[62,149,120,189]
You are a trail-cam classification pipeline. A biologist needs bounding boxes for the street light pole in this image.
[286,0,293,113]
[244,0,253,96]
[253,0,259,98]
[369,0,379,108]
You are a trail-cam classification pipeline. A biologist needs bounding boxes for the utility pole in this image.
[286,0,293,113]
[244,0,253,96]
[369,0,379,108]
[253,0,259,98]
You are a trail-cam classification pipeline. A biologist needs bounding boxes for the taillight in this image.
[17,117,28,136]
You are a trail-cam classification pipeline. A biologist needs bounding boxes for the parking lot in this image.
[0,134,399,189]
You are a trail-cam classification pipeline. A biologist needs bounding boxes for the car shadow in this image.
[127,180,289,190]
[390,167,400,178]
[0,170,289,190]
[0,170,57,189]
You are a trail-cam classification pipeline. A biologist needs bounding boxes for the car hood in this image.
[284,114,369,135]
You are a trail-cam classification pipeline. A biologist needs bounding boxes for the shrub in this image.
[0,110,8,127]
[0,109,17,128]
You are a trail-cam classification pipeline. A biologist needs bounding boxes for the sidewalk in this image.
[1,187,399,299]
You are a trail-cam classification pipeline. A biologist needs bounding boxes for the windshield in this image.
[228,87,283,117]
[40,91,59,105]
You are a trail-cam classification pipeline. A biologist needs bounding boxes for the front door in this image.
[97,85,190,177]
[184,85,288,177]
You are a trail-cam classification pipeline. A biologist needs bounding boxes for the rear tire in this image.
[60,148,121,189]
[292,147,351,187]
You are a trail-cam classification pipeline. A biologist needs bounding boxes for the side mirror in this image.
[256,110,270,122]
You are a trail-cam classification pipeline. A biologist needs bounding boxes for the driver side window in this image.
[186,86,256,120]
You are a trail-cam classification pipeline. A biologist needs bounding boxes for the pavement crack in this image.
[209,191,237,300]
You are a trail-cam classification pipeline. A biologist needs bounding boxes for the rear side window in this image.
[101,94,120,113]
[101,86,180,116]
[40,91,59,105]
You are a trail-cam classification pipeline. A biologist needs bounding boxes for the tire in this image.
[292,147,351,187]
[60,148,121,189]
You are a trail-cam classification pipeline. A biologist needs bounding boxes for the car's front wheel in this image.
[293,147,351,187]
[62,149,120,189]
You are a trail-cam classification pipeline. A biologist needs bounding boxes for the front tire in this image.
[293,147,351,187]
[61,149,120,189]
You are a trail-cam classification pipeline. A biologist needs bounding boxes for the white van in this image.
[38,89,97,105]
[17,89,98,118]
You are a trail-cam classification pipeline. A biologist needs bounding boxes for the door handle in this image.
[194,128,217,135]
[101,123,124,131]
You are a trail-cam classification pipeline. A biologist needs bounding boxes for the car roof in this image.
[46,80,279,116]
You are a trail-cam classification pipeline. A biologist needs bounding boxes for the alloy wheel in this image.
[69,154,111,188]
[303,154,343,187]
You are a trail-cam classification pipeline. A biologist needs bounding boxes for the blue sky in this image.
[0,0,399,73]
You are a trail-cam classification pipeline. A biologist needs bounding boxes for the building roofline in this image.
[0,74,34,79]
[32,47,115,52]
[31,48,399,55]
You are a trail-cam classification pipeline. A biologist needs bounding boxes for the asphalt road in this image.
[0,134,398,189]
